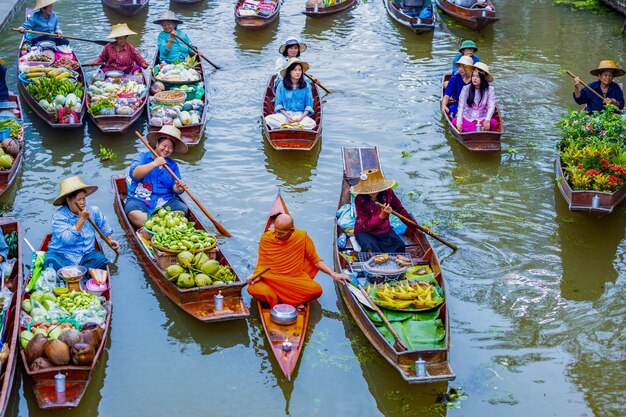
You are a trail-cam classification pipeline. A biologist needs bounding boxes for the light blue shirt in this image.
[274,83,314,115]
[47,205,113,265]
[22,11,60,40]
[157,30,193,64]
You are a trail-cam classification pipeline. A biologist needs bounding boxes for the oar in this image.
[375,202,458,251]
[304,73,332,94]
[134,131,232,237]
[358,284,407,351]
[242,267,271,287]
[171,33,221,70]
[75,202,119,255]
[566,70,607,102]
[12,28,110,46]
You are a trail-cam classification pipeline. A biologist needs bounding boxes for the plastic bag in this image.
[25,251,46,293]
[1,259,16,279]
[19,311,33,329]
[30,299,47,322]
[34,267,57,293]
[46,305,70,321]
[0,286,13,312]
[72,301,107,326]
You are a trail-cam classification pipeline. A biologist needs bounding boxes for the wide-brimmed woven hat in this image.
[590,60,625,77]
[280,58,310,79]
[53,176,98,206]
[106,23,137,39]
[34,0,57,10]
[279,37,307,55]
[455,55,475,68]
[458,40,478,53]
[147,125,188,154]
[153,11,183,25]
[352,169,396,195]
[473,62,493,82]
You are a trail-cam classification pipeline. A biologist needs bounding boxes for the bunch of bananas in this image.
[371,281,442,310]
[22,66,71,82]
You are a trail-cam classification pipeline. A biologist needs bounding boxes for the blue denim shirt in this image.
[274,82,314,115]
[127,151,182,211]
[157,30,193,64]
[573,80,625,113]
[22,11,60,40]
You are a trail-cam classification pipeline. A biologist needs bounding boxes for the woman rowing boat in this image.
[89,23,148,74]
[573,60,625,113]
[154,11,198,64]
[18,0,69,46]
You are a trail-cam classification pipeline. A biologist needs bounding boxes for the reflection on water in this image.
[263,140,321,192]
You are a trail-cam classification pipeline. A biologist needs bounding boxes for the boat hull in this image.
[0,94,25,199]
[235,0,280,30]
[101,0,149,16]
[303,0,357,16]
[383,0,436,34]
[435,0,498,31]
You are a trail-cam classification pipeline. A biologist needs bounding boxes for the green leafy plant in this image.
[99,145,117,161]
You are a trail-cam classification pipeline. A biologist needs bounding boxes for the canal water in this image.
[0,0,625,416]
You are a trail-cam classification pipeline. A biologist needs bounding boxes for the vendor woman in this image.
[573,60,625,113]
[125,125,188,229]
[18,0,69,46]
[89,23,148,74]
[45,176,119,271]
[154,11,198,64]
[352,169,414,254]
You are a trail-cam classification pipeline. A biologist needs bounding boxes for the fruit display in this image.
[368,280,444,311]
[165,251,238,288]
[149,98,204,127]
[152,226,216,253]
[0,118,22,140]
[144,208,191,234]
[155,58,200,83]
[22,66,73,83]
[57,291,100,314]
[87,78,146,116]
[26,76,83,114]
[372,253,390,265]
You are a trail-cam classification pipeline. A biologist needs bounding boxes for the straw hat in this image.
[147,125,188,154]
[590,60,625,77]
[279,37,307,55]
[106,23,137,39]
[458,40,478,53]
[455,55,474,68]
[473,62,493,82]
[153,11,184,25]
[34,0,57,10]
[280,58,310,79]
[352,169,396,195]
[53,176,98,206]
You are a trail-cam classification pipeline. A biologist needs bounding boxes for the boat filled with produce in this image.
[0,94,25,198]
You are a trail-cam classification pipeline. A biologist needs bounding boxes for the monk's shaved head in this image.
[275,214,294,230]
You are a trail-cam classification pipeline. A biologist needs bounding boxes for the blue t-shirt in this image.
[451,53,480,75]
[573,80,625,113]
[22,11,60,40]
[274,82,314,114]
[157,30,193,64]
[127,151,182,211]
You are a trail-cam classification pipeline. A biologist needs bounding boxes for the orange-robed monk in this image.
[246,213,350,307]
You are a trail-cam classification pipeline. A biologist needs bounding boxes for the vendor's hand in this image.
[246,273,262,285]
[456,121,463,132]
[108,239,120,251]
[78,206,90,221]
[169,30,178,38]
[379,203,392,219]
[282,112,293,123]
[573,76,581,89]
[603,98,618,106]
[482,119,491,130]
[292,114,303,123]
[18,27,25,33]
[141,62,149,69]
[56,32,62,37]
[153,156,167,167]
[331,272,351,285]
[441,105,450,114]
[175,179,186,190]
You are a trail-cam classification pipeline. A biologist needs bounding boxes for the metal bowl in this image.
[270,304,297,326]
[57,265,87,281]
[36,40,56,50]
[105,70,124,79]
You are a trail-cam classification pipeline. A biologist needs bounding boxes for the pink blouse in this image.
[457,85,496,122]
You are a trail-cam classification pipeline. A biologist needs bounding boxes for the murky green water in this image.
[0,0,625,416]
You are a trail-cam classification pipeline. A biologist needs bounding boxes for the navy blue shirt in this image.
[0,65,8,102]
[574,80,624,113]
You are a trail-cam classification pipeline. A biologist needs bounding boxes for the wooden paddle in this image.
[12,28,110,46]
[134,131,232,237]
[171,33,221,70]
[304,73,332,94]
[74,202,120,255]
[242,267,271,287]
[358,285,407,351]
[375,202,458,251]
[566,70,608,102]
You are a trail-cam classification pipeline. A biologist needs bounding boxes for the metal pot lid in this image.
[270,303,297,318]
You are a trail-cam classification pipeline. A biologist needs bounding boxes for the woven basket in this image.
[154,90,186,105]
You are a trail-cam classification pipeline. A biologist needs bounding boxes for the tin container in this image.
[214,291,224,311]
[415,357,428,377]
[270,304,297,326]
[475,123,482,132]
[54,372,66,393]
[591,195,601,209]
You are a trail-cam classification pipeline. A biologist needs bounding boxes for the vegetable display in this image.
[88,78,146,116]
[26,77,83,114]
[152,226,216,253]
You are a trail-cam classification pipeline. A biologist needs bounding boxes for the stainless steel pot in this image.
[270,304,297,326]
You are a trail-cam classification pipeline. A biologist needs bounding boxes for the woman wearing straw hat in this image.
[44,176,119,271]
[89,23,148,74]
[125,125,189,228]
[352,169,415,254]
[265,58,316,130]
[454,62,499,133]
[442,55,474,117]
[18,0,69,46]
[273,37,309,89]
[154,11,197,64]
[573,60,625,113]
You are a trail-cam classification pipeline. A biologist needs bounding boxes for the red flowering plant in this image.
[556,105,626,192]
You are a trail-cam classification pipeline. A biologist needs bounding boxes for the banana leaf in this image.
[379,319,446,350]
[365,306,441,324]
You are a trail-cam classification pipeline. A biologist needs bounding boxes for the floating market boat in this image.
[383,0,436,34]
[101,0,149,16]
[441,74,503,152]
[0,219,23,416]
[303,0,358,17]
[235,0,281,30]
[261,75,322,151]
[332,147,455,383]
[0,94,25,198]
[147,52,208,147]
[112,175,249,322]
[434,0,498,31]
[20,235,111,410]
[171,0,204,3]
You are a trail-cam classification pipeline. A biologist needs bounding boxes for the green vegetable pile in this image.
[0,118,21,139]
[153,226,216,253]
[57,291,100,314]
[2,231,18,259]
[26,77,84,103]
[88,97,114,116]
[165,251,238,288]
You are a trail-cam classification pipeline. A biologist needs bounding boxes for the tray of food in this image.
[367,278,444,312]
[362,253,413,276]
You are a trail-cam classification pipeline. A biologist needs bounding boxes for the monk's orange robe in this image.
[247,228,323,307]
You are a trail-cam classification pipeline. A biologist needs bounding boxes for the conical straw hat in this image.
[146,125,188,154]
[53,176,98,206]
[107,23,137,39]
[280,58,310,78]
[590,60,625,77]
[34,0,57,11]
[153,11,184,25]
[352,169,396,195]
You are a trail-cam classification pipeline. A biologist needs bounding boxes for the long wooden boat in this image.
[147,51,208,147]
[303,0,357,17]
[235,0,280,30]
[101,0,149,16]
[0,94,25,199]
[87,70,150,133]
[261,75,322,151]
[555,156,626,215]
[256,194,310,381]
[112,175,249,322]
[20,235,111,409]
[16,38,87,129]
[434,0,498,31]
[172,0,204,3]
[333,147,455,383]
[0,219,23,416]
[441,74,503,152]
[383,0,436,34]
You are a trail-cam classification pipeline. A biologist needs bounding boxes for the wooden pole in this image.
[358,285,407,351]
[566,70,606,102]
[12,28,110,46]
[242,267,271,287]
[304,73,332,94]
[171,33,221,70]
[75,202,119,255]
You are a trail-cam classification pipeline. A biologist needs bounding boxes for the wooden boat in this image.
[441,74,503,152]
[303,0,358,17]
[172,0,204,3]
[333,147,455,383]
[0,219,23,416]
[101,0,149,16]
[147,51,208,147]
[87,70,150,133]
[555,156,626,215]
[261,75,322,151]
[112,175,249,322]
[383,0,436,34]
[16,38,87,129]
[0,94,25,198]
[235,0,280,30]
[256,194,310,381]
[434,0,498,31]
[20,235,111,409]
